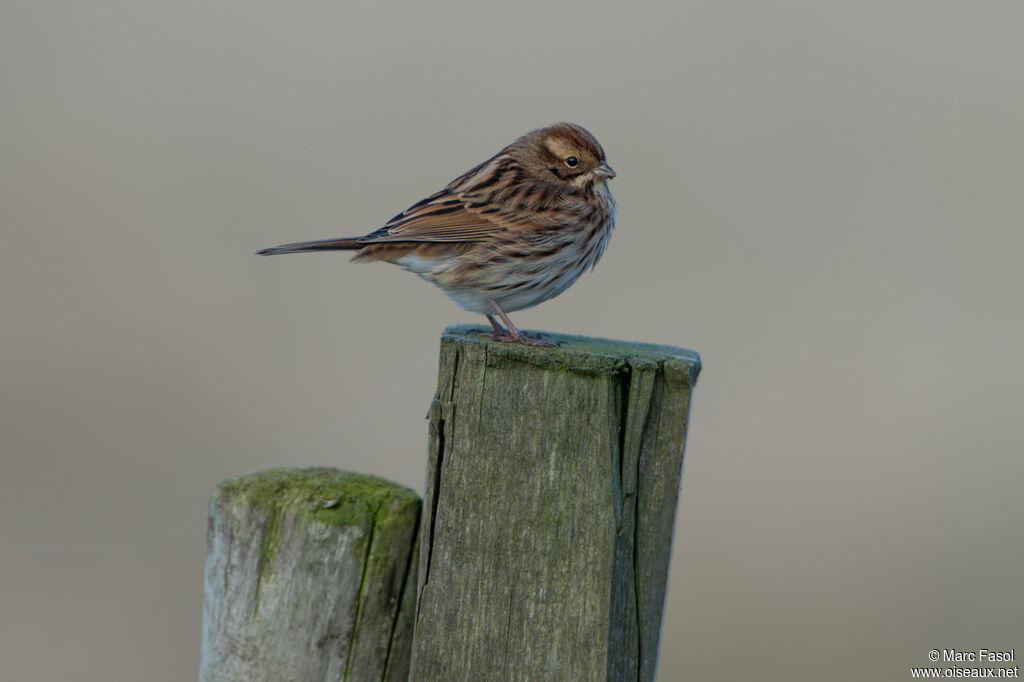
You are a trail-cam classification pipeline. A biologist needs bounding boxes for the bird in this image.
[257,122,616,346]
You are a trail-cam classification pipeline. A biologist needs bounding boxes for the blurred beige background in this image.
[2,1,1022,680]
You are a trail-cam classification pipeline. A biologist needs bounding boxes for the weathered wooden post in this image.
[199,327,698,680]
[410,325,701,681]
[200,468,421,682]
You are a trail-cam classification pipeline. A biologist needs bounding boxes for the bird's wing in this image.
[359,157,560,244]
[360,193,504,243]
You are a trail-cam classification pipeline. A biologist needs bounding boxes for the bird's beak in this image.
[593,161,616,179]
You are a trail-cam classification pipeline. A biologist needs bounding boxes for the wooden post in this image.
[199,468,421,682]
[410,326,701,681]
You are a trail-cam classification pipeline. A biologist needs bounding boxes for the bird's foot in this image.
[480,309,560,346]
[489,330,560,347]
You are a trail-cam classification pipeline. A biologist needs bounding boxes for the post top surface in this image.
[441,325,701,381]
[214,467,420,526]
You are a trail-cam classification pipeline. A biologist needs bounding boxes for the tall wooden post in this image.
[200,468,421,682]
[410,325,701,681]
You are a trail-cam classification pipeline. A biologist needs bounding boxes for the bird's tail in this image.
[256,237,363,255]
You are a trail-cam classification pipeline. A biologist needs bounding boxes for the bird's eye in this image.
[564,156,579,168]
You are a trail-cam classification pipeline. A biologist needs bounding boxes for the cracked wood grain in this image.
[410,326,700,681]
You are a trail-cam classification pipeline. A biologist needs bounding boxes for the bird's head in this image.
[511,123,616,189]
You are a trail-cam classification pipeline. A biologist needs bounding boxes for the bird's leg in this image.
[468,314,510,340]
[468,314,510,341]
[486,314,506,334]
[486,300,559,347]
[478,309,518,343]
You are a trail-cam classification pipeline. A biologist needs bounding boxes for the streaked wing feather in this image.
[359,154,553,244]
[362,196,504,243]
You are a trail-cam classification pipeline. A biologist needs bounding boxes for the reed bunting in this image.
[258,123,616,346]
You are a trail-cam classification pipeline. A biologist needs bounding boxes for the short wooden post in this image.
[410,326,701,681]
[199,468,421,682]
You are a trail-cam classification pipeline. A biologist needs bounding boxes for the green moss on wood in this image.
[214,467,420,578]
[203,467,422,680]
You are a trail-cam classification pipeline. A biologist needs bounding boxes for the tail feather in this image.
[256,237,363,256]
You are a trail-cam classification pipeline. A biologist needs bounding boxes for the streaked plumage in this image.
[258,123,616,346]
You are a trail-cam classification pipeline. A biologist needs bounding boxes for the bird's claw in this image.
[488,330,560,347]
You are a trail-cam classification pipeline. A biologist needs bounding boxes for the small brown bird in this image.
[258,123,616,346]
